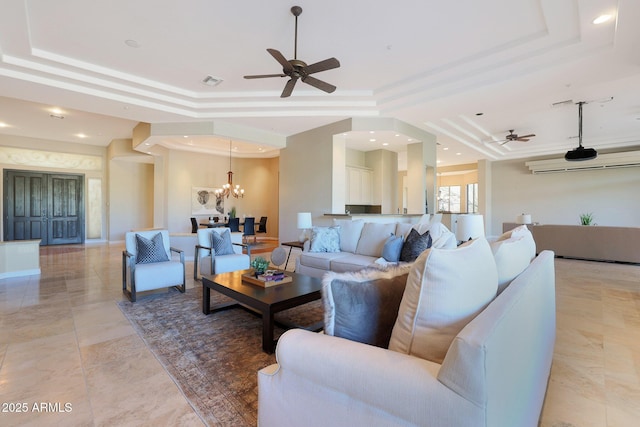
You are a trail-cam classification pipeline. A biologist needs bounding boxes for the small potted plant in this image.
[580,212,594,226]
[251,256,270,276]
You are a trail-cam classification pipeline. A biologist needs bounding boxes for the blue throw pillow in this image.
[382,233,404,262]
[135,232,169,264]
[211,229,235,256]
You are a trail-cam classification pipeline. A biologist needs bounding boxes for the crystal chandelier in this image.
[215,140,245,198]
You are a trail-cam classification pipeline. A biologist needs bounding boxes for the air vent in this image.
[202,75,223,87]
[525,151,640,174]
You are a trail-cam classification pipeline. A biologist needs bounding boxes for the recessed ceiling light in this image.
[382,142,389,146]
[0,122,8,128]
[369,131,375,134]
[456,152,462,156]
[395,134,400,137]
[592,14,613,24]
[369,138,376,142]
[75,133,87,138]
[443,147,449,151]
[407,138,413,142]
[183,135,189,138]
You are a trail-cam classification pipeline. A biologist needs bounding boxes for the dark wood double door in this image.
[3,170,84,245]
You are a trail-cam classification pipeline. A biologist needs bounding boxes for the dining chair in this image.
[257,216,268,236]
[228,217,240,232]
[243,217,256,244]
[191,217,199,233]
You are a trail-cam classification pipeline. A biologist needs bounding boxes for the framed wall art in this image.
[191,187,224,216]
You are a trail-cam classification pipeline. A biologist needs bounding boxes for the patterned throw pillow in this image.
[309,226,341,253]
[135,232,169,264]
[211,229,235,256]
[399,228,432,262]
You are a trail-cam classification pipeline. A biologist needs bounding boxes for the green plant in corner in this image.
[251,256,270,275]
[229,206,237,219]
[580,212,594,226]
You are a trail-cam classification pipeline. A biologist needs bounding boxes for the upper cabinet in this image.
[346,166,373,205]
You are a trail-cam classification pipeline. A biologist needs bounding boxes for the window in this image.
[438,186,461,212]
[467,183,478,213]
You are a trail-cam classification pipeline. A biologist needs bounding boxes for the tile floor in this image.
[0,242,638,426]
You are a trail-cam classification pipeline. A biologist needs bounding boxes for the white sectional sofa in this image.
[295,219,457,278]
[259,227,555,427]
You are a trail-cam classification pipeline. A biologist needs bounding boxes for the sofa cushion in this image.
[135,232,169,264]
[299,251,351,270]
[399,228,432,262]
[498,225,536,260]
[355,222,397,257]
[330,254,381,273]
[490,235,532,294]
[322,265,412,348]
[309,226,341,253]
[382,234,404,262]
[389,237,498,364]
[333,219,365,253]
[395,222,414,238]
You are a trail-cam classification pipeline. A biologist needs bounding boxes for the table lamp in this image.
[455,214,485,244]
[297,212,312,242]
[516,214,532,225]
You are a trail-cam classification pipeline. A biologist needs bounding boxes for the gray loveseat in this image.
[295,219,457,278]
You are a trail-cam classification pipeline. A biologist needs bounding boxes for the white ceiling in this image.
[0,0,639,167]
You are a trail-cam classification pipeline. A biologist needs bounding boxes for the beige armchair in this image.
[194,227,250,280]
[122,229,186,302]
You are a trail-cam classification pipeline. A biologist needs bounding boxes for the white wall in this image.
[108,159,154,240]
[489,158,640,235]
[280,120,352,242]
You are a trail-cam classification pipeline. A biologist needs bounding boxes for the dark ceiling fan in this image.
[243,5,340,98]
[565,101,598,161]
[493,129,536,145]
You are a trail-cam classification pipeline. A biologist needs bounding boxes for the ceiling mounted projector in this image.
[565,101,597,161]
[565,145,598,161]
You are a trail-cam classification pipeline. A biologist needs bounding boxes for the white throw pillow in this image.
[490,235,532,294]
[389,237,498,364]
[333,219,365,253]
[498,225,536,260]
[428,222,457,249]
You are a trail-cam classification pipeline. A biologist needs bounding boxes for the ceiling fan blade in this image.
[517,138,531,142]
[244,74,287,79]
[301,75,336,93]
[304,57,340,75]
[267,48,294,73]
[518,134,536,139]
[281,77,298,98]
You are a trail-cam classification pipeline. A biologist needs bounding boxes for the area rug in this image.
[117,285,323,426]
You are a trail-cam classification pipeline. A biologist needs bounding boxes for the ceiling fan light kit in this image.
[243,6,340,98]
[565,101,598,161]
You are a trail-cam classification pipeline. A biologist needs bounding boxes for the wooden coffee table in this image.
[201,269,322,353]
